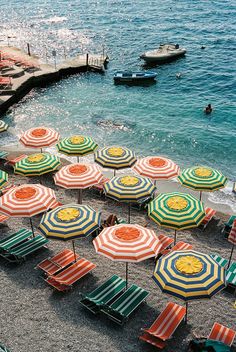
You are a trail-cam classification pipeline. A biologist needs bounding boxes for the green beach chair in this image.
[101,284,149,325]
[0,151,8,160]
[223,215,236,238]
[80,275,126,314]
[226,262,236,288]
[1,234,49,263]
[0,343,11,352]
[210,254,228,268]
[0,228,32,252]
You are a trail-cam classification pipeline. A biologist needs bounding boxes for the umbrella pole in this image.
[40,148,43,153]
[185,302,188,324]
[72,240,77,262]
[78,189,82,204]
[227,244,234,268]
[126,262,128,290]
[128,204,131,224]
[174,230,177,245]
[29,217,35,237]
[199,191,202,201]
[114,169,116,177]
[77,156,80,163]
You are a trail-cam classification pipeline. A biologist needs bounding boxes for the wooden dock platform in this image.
[0,46,109,116]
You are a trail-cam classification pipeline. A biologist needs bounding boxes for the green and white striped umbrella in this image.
[14,153,60,176]
[148,192,205,243]
[104,175,156,222]
[56,135,98,161]
[95,146,136,175]
[0,170,8,189]
[178,166,227,200]
[0,120,8,133]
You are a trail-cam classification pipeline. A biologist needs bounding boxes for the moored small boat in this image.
[113,71,157,84]
[140,43,186,64]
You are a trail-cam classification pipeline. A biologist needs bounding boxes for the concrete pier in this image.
[0,46,109,116]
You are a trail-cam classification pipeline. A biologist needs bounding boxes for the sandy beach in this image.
[0,148,235,352]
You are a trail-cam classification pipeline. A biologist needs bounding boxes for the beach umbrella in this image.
[56,135,98,161]
[14,153,60,176]
[54,163,103,203]
[178,166,227,200]
[153,250,226,322]
[148,192,205,244]
[104,175,156,223]
[95,146,136,176]
[133,156,179,183]
[227,220,236,267]
[0,170,8,189]
[93,224,162,288]
[0,184,56,234]
[39,204,101,260]
[0,120,8,133]
[19,126,60,152]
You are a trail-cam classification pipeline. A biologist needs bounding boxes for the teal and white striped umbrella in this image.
[14,153,60,176]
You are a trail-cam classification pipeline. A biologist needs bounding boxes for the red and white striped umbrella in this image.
[228,219,236,267]
[19,127,60,149]
[93,224,162,287]
[54,163,103,203]
[0,184,56,217]
[133,156,180,180]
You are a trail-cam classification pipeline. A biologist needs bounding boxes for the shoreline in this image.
[1,143,235,215]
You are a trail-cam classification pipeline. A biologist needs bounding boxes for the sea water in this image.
[0,0,235,208]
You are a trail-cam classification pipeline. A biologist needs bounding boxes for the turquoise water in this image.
[0,0,235,179]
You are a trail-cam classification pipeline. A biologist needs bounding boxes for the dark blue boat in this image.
[113,71,157,84]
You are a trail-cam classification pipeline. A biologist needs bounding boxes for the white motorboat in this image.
[140,44,186,64]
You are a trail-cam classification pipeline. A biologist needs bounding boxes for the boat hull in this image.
[140,51,186,64]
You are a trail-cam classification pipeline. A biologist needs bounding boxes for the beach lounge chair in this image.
[160,241,193,256]
[91,177,110,195]
[101,284,149,325]
[1,234,49,263]
[226,262,236,288]
[0,213,9,224]
[80,275,126,314]
[210,254,228,268]
[0,343,11,352]
[0,151,8,160]
[222,215,236,238]
[36,248,79,276]
[158,234,174,251]
[5,154,28,166]
[200,207,217,230]
[49,200,63,210]
[139,302,186,349]
[46,258,96,292]
[208,322,236,347]
[0,228,32,252]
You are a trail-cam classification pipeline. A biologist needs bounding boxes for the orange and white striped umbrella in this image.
[0,184,56,217]
[133,156,180,180]
[54,163,103,203]
[93,224,162,287]
[19,127,60,149]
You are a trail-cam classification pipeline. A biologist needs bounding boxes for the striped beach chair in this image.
[80,275,126,314]
[210,254,228,268]
[160,241,193,256]
[46,258,96,292]
[139,302,186,349]
[36,248,79,276]
[226,262,236,288]
[208,322,236,347]
[200,207,216,229]
[0,213,9,224]
[101,284,149,325]
[5,154,28,167]
[158,234,174,251]
[222,215,236,238]
[0,228,32,252]
[228,220,236,245]
[1,234,49,263]
[0,151,8,160]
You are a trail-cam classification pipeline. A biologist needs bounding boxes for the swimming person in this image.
[204,104,213,114]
